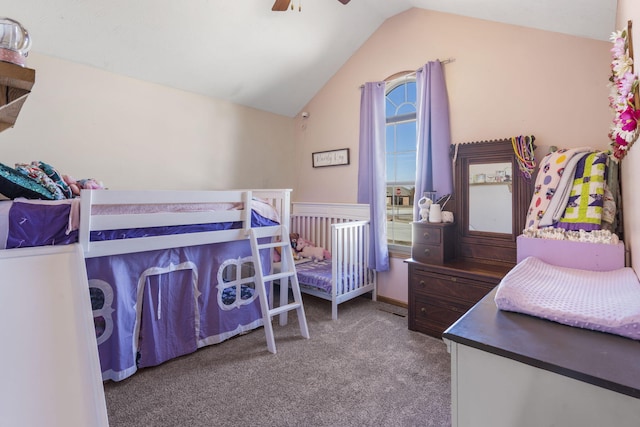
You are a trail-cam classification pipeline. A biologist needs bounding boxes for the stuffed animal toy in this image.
[417,196,432,222]
[290,233,331,261]
[298,243,326,261]
[63,175,106,197]
[272,246,282,262]
[62,175,81,197]
[78,178,104,190]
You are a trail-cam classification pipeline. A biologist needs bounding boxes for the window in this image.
[385,80,416,247]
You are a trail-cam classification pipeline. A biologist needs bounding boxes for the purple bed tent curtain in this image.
[413,61,453,221]
[357,82,389,272]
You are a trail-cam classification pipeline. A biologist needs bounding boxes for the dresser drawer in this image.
[406,259,511,338]
[409,295,467,336]
[410,269,496,304]
[412,243,444,264]
[411,222,455,265]
[412,224,442,245]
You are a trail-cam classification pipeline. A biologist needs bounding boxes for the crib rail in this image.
[331,220,373,295]
[290,202,369,250]
[290,202,376,319]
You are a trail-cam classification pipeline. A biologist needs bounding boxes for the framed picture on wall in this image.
[312,148,350,168]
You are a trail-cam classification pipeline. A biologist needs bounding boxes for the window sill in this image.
[388,244,410,259]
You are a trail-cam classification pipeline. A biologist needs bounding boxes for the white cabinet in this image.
[444,290,640,427]
[0,245,108,427]
[447,341,640,427]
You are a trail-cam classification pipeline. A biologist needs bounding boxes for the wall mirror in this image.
[454,139,534,265]
[468,162,513,233]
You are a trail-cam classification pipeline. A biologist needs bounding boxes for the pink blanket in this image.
[495,256,640,340]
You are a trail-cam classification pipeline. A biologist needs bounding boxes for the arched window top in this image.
[386,80,416,123]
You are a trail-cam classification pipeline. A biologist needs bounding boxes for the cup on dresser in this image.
[442,211,454,223]
[428,203,442,223]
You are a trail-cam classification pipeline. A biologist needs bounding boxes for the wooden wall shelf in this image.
[0,61,35,133]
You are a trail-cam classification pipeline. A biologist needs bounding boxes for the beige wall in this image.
[295,8,612,203]
[617,1,640,272]
[3,8,626,304]
[3,53,295,191]
[295,9,613,303]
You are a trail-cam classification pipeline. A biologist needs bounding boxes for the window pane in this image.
[386,153,396,182]
[385,98,396,114]
[386,85,405,109]
[395,152,416,182]
[385,79,416,247]
[386,184,414,246]
[395,121,416,152]
[397,103,416,116]
[406,81,416,103]
[386,126,395,152]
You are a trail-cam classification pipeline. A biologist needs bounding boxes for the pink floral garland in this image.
[609,23,640,161]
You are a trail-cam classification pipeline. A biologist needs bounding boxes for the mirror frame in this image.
[453,138,534,265]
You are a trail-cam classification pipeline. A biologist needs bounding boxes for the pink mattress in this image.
[495,256,640,340]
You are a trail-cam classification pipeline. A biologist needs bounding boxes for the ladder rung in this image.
[257,241,291,250]
[268,302,301,318]
[263,271,296,282]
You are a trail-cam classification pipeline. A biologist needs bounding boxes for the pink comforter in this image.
[495,256,640,340]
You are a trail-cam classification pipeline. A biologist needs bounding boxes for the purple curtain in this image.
[413,61,453,221]
[357,82,389,272]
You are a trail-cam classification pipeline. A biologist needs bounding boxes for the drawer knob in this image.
[419,280,426,287]
[421,307,427,313]
[423,231,430,239]
[423,248,431,256]
[450,277,457,282]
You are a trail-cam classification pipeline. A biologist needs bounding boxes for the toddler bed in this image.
[286,202,377,320]
[0,189,295,381]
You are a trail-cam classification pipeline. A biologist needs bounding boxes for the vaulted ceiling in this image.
[6,0,618,117]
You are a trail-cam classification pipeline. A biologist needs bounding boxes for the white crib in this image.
[286,202,377,320]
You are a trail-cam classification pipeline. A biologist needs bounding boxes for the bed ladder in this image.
[248,226,309,354]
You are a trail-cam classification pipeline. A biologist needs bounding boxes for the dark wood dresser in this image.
[407,258,510,338]
[407,138,534,338]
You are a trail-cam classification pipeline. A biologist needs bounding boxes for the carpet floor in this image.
[103,293,451,426]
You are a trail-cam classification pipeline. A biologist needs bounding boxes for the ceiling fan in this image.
[272,0,350,12]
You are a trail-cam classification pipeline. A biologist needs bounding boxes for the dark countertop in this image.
[443,288,640,399]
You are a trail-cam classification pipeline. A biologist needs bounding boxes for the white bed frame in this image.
[1,188,307,411]
[78,188,304,357]
[289,202,377,320]
[78,189,291,258]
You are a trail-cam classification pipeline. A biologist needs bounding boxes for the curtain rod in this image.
[359,58,455,89]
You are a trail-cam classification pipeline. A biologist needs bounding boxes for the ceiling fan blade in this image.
[337,0,351,4]
[272,0,291,11]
